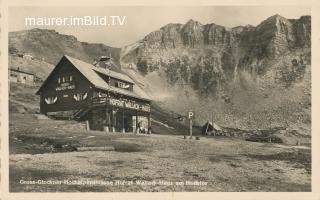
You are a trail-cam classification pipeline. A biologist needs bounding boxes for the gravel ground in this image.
[10,132,311,192]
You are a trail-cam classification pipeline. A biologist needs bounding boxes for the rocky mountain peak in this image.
[269,14,286,20]
[185,19,202,26]
[182,19,203,32]
[257,14,289,30]
[298,15,311,22]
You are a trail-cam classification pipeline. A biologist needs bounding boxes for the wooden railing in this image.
[92,97,108,106]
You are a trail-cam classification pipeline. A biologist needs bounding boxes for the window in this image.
[58,76,73,83]
[116,81,130,89]
[117,82,124,88]
[73,92,88,101]
[45,96,58,104]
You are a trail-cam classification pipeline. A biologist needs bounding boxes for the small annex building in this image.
[9,67,35,85]
[201,121,222,135]
[36,55,152,133]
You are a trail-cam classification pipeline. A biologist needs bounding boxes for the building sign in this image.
[124,101,140,110]
[55,82,76,91]
[188,111,195,119]
[109,98,125,107]
[108,97,150,112]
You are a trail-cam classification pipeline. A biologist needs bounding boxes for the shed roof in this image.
[9,68,35,76]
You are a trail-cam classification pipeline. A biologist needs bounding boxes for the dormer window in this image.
[116,81,130,89]
[93,70,132,91]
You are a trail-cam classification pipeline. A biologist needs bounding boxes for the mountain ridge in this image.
[119,14,311,130]
[9,28,121,69]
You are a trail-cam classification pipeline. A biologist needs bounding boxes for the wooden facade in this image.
[36,55,151,133]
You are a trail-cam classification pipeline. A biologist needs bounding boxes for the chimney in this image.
[93,56,112,69]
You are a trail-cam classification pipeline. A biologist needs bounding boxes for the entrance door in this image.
[124,114,133,132]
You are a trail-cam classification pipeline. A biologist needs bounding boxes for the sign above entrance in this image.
[103,97,150,112]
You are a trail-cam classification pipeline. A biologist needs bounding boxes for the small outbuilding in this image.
[9,67,35,85]
[201,121,222,135]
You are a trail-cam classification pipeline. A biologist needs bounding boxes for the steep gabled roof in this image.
[37,55,151,101]
[67,56,134,84]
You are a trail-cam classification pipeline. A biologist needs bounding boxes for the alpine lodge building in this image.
[36,55,152,133]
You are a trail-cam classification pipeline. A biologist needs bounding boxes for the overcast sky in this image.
[9,6,310,47]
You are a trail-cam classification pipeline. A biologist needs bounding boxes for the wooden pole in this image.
[86,120,90,131]
[105,107,109,133]
[122,109,125,133]
[189,118,193,139]
[111,108,115,132]
[147,113,151,134]
[135,111,139,134]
